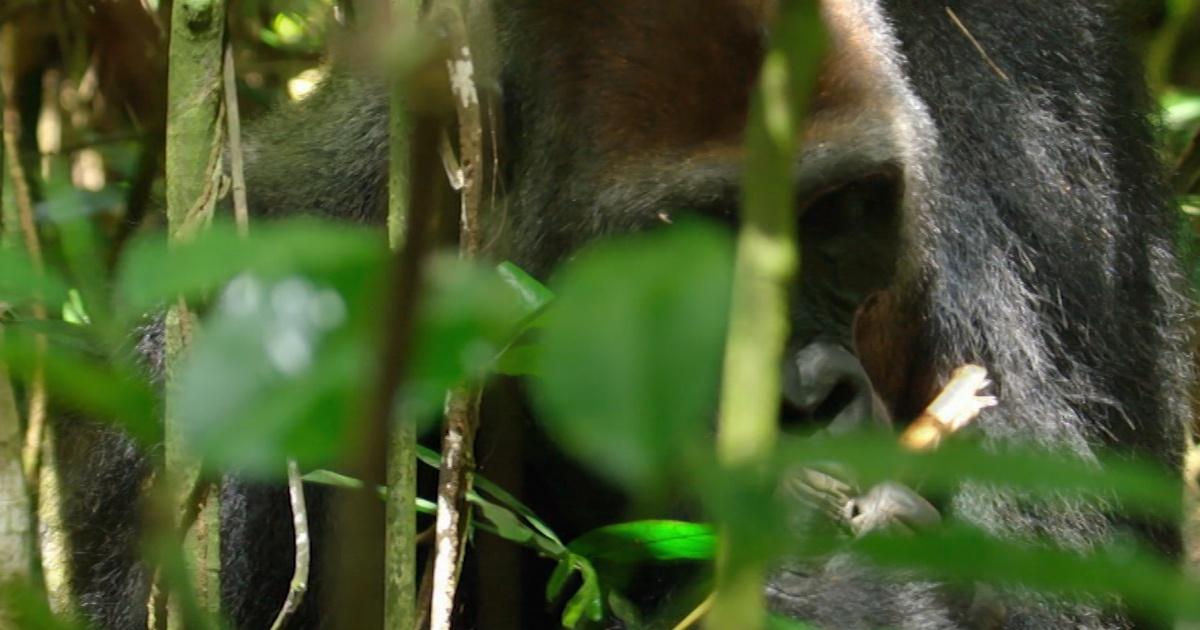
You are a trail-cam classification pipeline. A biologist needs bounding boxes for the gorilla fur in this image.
[58,1,1190,629]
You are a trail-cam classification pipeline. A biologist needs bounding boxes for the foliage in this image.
[2,1,1200,629]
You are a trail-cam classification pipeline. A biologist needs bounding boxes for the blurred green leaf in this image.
[408,255,528,391]
[569,520,715,563]
[494,342,541,377]
[533,222,733,494]
[497,261,554,316]
[0,579,85,630]
[0,330,158,443]
[853,524,1200,623]
[766,614,815,630]
[176,275,364,474]
[0,249,70,310]
[776,434,1183,521]
[115,219,386,317]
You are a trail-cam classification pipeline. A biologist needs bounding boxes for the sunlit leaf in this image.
[569,520,715,563]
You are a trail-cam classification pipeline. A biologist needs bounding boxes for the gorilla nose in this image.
[780,341,891,435]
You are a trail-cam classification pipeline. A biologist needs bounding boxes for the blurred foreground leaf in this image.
[115,219,387,318]
[533,222,733,494]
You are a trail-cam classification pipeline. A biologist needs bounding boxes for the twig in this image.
[945,7,1010,83]
[380,2,427,628]
[222,41,249,236]
[899,364,996,451]
[269,460,310,630]
[329,88,443,630]
[414,546,437,629]
[428,4,488,630]
[671,592,715,630]
[430,385,481,630]
[2,30,48,489]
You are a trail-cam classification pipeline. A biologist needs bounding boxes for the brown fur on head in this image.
[504,1,770,157]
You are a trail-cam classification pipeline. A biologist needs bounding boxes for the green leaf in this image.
[300,469,437,513]
[852,524,1200,623]
[0,579,86,630]
[474,497,535,545]
[562,557,604,628]
[546,554,605,628]
[416,444,566,550]
[0,249,70,310]
[776,434,1183,521]
[301,469,366,491]
[533,222,734,494]
[115,219,386,317]
[546,557,573,602]
[569,520,715,563]
[405,255,528,403]
[1163,89,1200,131]
[0,330,158,443]
[497,261,554,316]
[62,289,91,325]
[494,342,540,377]
[175,275,365,475]
[766,614,815,630]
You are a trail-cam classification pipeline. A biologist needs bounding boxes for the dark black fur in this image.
[59,1,1189,629]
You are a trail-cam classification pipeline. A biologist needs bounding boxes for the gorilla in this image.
[55,0,1191,628]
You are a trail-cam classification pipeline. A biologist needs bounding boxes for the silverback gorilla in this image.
[56,0,1191,628]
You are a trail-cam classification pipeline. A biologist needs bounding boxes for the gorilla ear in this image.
[851,290,932,421]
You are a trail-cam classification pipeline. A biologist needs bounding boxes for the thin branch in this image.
[269,460,310,630]
[899,364,996,451]
[330,80,443,630]
[2,28,48,490]
[428,4,488,628]
[671,592,715,630]
[222,41,249,236]
[381,2,426,628]
[430,385,481,630]
[945,7,1010,83]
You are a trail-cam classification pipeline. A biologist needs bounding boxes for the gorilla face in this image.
[58,2,1189,629]
[488,1,1187,626]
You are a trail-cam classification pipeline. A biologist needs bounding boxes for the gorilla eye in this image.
[800,174,900,238]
